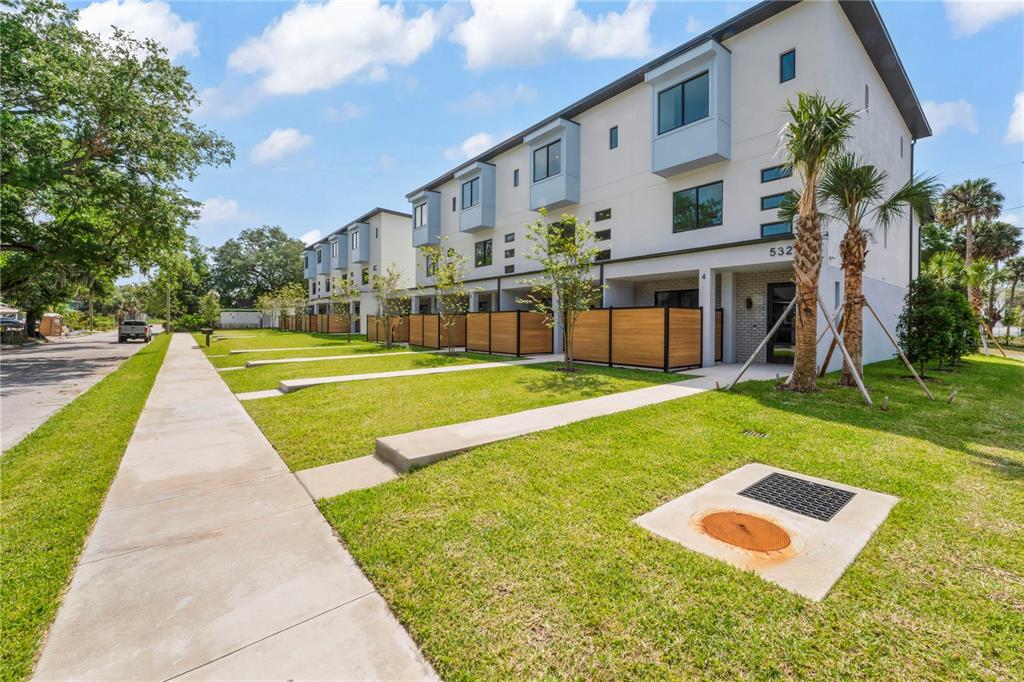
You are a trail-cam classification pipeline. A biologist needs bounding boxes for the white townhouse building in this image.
[405,0,930,369]
[302,207,415,331]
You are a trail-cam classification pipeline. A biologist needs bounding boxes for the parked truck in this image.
[118,320,152,343]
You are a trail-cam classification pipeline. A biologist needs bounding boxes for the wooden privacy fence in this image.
[279,314,350,333]
[572,306,708,371]
[407,314,467,349]
[466,311,554,356]
[366,315,410,343]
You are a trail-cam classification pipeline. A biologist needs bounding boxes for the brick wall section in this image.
[734,268,793,364]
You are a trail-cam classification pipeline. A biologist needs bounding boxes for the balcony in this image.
[329,232,348,270]
[524,118,580,212]
[349,222,370,264]
[455,161,495,232]
[645,40,731,177]
[409,190,441,247]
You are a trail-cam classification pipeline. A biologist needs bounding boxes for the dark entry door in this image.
[766,282,795,364]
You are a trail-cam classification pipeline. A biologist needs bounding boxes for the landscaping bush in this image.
[897,276,978,373]
[174,313,207,331]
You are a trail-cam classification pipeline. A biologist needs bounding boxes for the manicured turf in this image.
[198,337,415,369]
[244,363,681,471]
[321,355,1024,680]
[220,351,512,393]
[193,329,368,356]
[1,334,170,682]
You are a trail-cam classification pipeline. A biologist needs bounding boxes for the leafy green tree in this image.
[519,211,602,371]
[0,0,233,320]
[199,291,220,327]
[370,264,410,349]
[329,276,362,341]
[1001,256,1024,341]
[936,179,1004,304]
[210,226,304,307]
[952,220,1022,323]
[420,239,473,354]
[897,276,976,375]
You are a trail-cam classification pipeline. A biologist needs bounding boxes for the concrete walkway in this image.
[33,334,436,681]
[236,354,562,401]
[246,347,453,367]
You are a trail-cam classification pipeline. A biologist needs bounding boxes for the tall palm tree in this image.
[967,221,1022,323]
[814,153,938,386]
[1002,255,1024,341]
[935,178,1004,303]
[778,93,858,391]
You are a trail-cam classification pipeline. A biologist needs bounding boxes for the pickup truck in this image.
[118,320,152,343]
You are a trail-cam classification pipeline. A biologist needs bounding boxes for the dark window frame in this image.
[761,165,792,183]
[594,228,611,241]
[760,220,793,238]
[760,193,787,211]
[533,139,562,182]
[513,168,520,187]
[504,232,515,243]
[656,70,710,135]
[779,49,796,83]
[609,125,618,149]
[504,264,515,274]
[413,203,426,227]
[654,289,699,309]
[461,176,480,210]
[474,239,493,268]
[504,248,514,259]
[672,180,724,233]
[361,268,369,285]
[595,208,612,222]
[595,249,611,262]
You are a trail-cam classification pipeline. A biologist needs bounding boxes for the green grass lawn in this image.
[192,329,368,356]
[199,337,416,368]
[1,334,170,682]
[220,351,512,393]
[321,355,1024,680]
[244,363,681,471]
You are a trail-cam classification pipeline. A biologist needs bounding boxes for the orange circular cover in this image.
[701,511,791,552]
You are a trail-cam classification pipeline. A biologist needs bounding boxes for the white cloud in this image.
[77,0,198,60]
[196,83,263,119]
[327,102,369,121]
[228,0,440,95]
[922,99,978,135]
[452,0,653,70]
[1005,92,1024,144]
[450,83,538,113]
[376,154,396,170]
[444,132,496,160]
[250,128,313,164]
[944,0,1024,36]
[198,196,240,224]
[300,229,322,245]
[685,15,710,35]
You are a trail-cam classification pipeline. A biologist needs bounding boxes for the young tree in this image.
[370,264,410,349]
[810,152,938,386]
[519,211,602,371]
[329,276,362,342]
[199,291,221,327]
[420,240,472,354]
[778,93,858,391]
[276,281,311,318]
[936,179,1004,304]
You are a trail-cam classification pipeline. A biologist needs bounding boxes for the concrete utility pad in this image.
[635,463,898,601]
[296,455,400,500]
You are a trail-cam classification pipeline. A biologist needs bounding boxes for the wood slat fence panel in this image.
[466,313,490,352]
[668,308,701,369]
[489,312,517,355]
[612,308,666,369]
[518,312,553,354]
[572,310,610,364]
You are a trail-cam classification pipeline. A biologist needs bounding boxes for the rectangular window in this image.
[533,139,561,181]
[504,264,515,274]
[761,165,792,183]
[351,232,359,250]
[361,269,369,285]
[513,168,519,187]
[655,289,699,308]
[834,281,840,309]
[425,255,436,277]
[595,208,612,222]
[504,248,514,259]
[332,242,338,258]
[594,229,611,241]
[304,256,308,268]
[864,84,869,111]
[760,220,793,238]
[310,282,315,296]
[413,203,426,227]
[900,136,904,159]
[779,49,795,83]
[672,180,723,232]
[375,228,379,239]
[761,193,787,211]
[595,249,611,262]
[657,71,709,135]
[474,239,492,267]
[452,196,456,212]
[504,232,515,243]
[316,249,322,263]
[609,126,618,149]
[461,177,480,209]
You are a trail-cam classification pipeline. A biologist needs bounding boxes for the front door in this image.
[766,282,795,364]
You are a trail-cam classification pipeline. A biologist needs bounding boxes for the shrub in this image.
[174,313,207,331]
[897,276,978,374]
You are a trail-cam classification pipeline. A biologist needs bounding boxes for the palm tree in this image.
[813,153,938,386]
[1002,255,1024,341]
[923,251,963,287]
[968,221,1022,323]
[778,93,858,391]
[935,179,1004,303]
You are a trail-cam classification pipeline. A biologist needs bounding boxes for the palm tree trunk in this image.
[1006,277,1019,343]
[965,215,975,303]
[839,230,866,387]
[790,208,822,391]
[986,262,999,326]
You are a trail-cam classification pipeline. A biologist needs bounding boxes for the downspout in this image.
[909,138,916,284]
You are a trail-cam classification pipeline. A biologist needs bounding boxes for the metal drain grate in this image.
[742,429,768,439]
[738,473,855,522]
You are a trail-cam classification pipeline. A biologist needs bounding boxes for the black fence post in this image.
[663,306,670,373]
[516,310,521,357]
[607,307,614,367]
[699,306,704,368]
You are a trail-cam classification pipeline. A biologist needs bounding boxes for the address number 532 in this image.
[769,245,794,257]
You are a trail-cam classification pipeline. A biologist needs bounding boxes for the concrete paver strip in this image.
[33,333,436,681]
[296,455,400,500]
[246,348,453,367]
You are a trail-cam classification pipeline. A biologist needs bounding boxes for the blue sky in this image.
[71,0,1024,249]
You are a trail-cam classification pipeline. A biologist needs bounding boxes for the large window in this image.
[350,231,359,250]
[413,203,426,227]
[761,165,792,183]
[474,239,493,267]
[533,139,561,181]
[655,289,699,308]
[657,71,710,135]
[331,242,338,258]
[672,181,723,232]
[779,49,795,83]
[461,177,480,209]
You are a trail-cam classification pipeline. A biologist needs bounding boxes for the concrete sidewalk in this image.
[33,333,436,681]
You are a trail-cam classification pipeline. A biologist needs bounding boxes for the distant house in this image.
[219,309,263,329]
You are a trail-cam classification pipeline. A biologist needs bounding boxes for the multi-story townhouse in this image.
[406,0,930,369]
[301,207,415,331]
